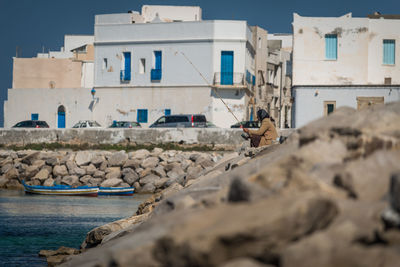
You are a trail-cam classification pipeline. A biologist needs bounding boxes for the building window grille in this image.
[137,109,148,123]
[325,34,337,60]
[383,39,395,65]
[151,51,162,81]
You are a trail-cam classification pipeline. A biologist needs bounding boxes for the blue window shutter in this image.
[155,51,162,70]
[123,52,131,81]
[31,113,39,120]
[325,34,337,60]
[137,109,148,123]
[383,40,395,65]
[221,51,234,85]
[164,109,171,116]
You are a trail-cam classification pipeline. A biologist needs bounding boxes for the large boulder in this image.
[53,165,69,177]
[123,159,141,169]
[141,157,159,169]
[61,176,79,187]
[33,168,50,181]
[139,174,160,186]
[122,168,139,185]
[25,165,40,178]
[108,151,128,167]
[100,178,123,187]
[75,151,93,166]
[132,149,150,160]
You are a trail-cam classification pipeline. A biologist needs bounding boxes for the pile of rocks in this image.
[0,148,222,193]
[59,102,400,267]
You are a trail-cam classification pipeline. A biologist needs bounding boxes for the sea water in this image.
[0,189,149,266]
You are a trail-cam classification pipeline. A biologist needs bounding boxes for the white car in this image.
[72,120,102,128]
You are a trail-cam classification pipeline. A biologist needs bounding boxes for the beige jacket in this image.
[248,118,278,147]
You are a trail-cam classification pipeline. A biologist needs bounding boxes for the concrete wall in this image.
[12,58,82,89]
[0,128,294,146]
[293,87,400,127]
[292,13,400,86]
[368,19,400,84]
[141,5,202,22]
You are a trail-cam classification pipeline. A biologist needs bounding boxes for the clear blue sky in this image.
[0,0,398,126]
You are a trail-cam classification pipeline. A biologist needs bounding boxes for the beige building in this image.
[292,13,400,128]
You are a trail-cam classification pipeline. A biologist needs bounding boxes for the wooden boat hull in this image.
[22,181,99,197]
[98,187,135,196]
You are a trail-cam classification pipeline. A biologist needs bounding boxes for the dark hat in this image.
[256,109,270,121]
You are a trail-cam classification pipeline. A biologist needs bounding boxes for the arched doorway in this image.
[57,105,66,128]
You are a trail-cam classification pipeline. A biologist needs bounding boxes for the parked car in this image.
[149,114,207,128]
[72,120,102,128]
[109,121,141,128]
[230,121,260,128]
[12,120,49,128]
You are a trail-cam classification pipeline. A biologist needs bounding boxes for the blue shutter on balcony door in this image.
[221,51,233,85]
[383,40,395,65]
[124,52,131,80]
[155,51,162,70]
[325,34,337,60]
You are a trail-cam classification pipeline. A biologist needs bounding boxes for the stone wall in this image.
[0,128,294,147]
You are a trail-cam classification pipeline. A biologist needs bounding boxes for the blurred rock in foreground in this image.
[61,102,400,267]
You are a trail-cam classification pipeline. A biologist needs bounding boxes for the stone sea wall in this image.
[0,148,226,193]
[0,128,294,147]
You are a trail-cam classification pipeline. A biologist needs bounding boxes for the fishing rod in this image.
[177,51,241,123]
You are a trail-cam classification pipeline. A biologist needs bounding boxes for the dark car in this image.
[109,121,141,128]
[149,114,207,128]
[230,121,260,128]
[12,120,50,128]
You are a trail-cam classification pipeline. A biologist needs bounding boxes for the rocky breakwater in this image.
[0,148,222,194]
[57,101,400,267]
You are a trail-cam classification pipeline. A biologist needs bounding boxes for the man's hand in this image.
[242,127,249,133]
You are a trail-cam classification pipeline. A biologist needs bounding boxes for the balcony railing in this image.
[120,70,130,82]
[151,69,162,81]
[213,72,246,87]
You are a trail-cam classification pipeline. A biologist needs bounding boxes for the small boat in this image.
[22,180,99,197]
[98,186,135,196]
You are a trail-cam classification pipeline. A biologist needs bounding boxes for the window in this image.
[258,37,262,49]
[151,51,162,81]
[102,58,108,70]
[324,101,336,116]
[31,113,39,120]
[137,109,148,123]
[164,109,171,116]
[383,40,395,65]
[385,77,392,85]
[139,58,146,74]
[221,51,234,85]
[120,52,131,82]
[325,34,337,60]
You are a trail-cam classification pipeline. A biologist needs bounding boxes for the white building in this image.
[92,8,255,128]
[292,13,400,128]
[4,5,256,128]
[4,35,94,128]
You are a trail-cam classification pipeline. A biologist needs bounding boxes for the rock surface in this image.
[56,102,400,267]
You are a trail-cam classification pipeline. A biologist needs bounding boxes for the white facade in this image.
[292,13,400,128]
[4,6,255,129]
[94,16,255,128]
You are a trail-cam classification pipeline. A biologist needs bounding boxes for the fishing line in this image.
[176,51,241,123]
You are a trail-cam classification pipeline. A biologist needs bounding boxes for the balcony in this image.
[213,72,250,89]
[151,69,162,82]
[120,70,130,82]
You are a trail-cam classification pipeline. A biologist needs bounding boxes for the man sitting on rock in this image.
[242,109,278,147]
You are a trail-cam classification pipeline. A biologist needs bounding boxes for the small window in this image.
[258,37,262,49]
[137,109,148,123]
[383,40,395,65]
[325,34,337,60]
[324,101,336,116]
[102,58,108,70]
[164,109,171,116]
[139,58,146,74]
[31,113,39,120]
[385,77,392,85]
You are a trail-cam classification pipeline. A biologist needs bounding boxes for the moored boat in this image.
[98,186,135,196]
[21,180,99,197]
